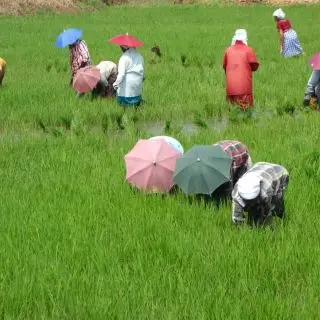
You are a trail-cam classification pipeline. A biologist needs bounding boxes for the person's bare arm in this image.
[279,30,284,54]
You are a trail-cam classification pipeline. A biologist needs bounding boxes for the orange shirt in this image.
[222,42,259,96]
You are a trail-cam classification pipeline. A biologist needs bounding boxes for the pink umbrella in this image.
[309,52,320,71]
[72,66,100,93]
[108,33,143,48]
[124,139,181,193]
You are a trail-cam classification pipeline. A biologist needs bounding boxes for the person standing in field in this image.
[213,140,252,186]
[0,57,7,86]
[272,8,303,57]
[303,69,320,109]
[92,60,118,98]
[113,45,144,107]
[69,39,91,86]
[222,29,259,110]
[231,162,289,226]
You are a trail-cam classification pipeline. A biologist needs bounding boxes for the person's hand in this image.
[280,48,283,54]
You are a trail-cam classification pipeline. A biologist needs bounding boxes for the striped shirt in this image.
[69,40,91,78]
[232,162,289,224]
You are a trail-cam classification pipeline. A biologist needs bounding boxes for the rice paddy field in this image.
[1,4,320,319]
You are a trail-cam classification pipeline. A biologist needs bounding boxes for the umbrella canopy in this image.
[55,28,83,48]
[124,139,181,193]
[72,66,100,93]
[173,145,233,195]
[309,52,320,71]
[149,136,184,154]
[108,33,143,48]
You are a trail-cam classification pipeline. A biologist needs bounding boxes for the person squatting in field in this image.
[303,69,320,109]
[209,140,252,205]
[231,162,289,226]
[92,61,118,98]
[113,45,144,107]
[222,29,260,110]
[273,8,303,57]
[69,39,91,86]
[0,57,6,86]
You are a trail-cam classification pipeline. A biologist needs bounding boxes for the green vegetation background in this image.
[1,4,320,319]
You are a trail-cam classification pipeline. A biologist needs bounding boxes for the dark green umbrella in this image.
[173,145,233,195]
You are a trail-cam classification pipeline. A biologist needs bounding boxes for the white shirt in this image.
[113,49,144,98]
[96,61,117,86]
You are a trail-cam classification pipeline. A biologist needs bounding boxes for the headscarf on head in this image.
[237,172,261,201]
[273,8,286,19]
[231,29,248,46]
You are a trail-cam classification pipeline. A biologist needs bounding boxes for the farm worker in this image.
[93,61,118,98]
[69,39,91,86]
[0,57,6,86]
[113,46,144,107]
[222,29,259,110]
[231,162,289,226]
[213,140,252,186]
[303,70,320,108]
[272,8,303,57]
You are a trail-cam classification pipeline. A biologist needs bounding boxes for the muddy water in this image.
[138,117,229,136]
[137,122,164,136]
[0,117,229,142]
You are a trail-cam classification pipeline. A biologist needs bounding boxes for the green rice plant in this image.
[193,117,208,129]
[164,120,172,133]
[37,118,47,133]
[50,126,65,137]
[1,4,320,319]
[60,115,73,130]
[101,113,110,133]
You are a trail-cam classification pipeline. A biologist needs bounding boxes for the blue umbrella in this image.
[55,28,83,48]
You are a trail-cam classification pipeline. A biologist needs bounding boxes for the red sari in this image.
[222,41,259,110]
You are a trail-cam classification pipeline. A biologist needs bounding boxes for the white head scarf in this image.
[237,172,261,200]
[273,8,286,19]
[231,29,248,46]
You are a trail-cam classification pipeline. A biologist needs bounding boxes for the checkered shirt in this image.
[231,162,289,224]
[214,140,250,169]
[69,40,91,78]
[282,29,303,57]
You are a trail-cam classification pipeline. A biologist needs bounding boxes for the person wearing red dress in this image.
[222,29,259,110]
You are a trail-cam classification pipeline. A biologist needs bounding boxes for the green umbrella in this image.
[173,145,233,195]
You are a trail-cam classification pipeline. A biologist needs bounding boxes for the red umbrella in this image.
[108,33,143,48]
[309,52,320,71]
[72,66,100,93]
